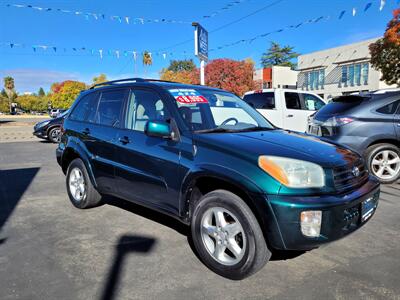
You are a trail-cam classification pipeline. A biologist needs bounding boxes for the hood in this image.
[194,129,359,168]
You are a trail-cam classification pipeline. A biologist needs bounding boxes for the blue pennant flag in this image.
[364,3,372,12]
[338,10,346,19]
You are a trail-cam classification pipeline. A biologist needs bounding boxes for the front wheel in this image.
[191,190,271,280]
[366,143,400,184]
[48,127,61,143]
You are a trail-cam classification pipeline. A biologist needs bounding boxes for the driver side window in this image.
[125,89,170,132]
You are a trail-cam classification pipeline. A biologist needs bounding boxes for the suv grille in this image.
[333,159,369,191]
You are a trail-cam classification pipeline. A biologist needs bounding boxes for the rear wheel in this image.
[191,190,270,280]
[48,127,61,143]
[366,143,400,184]
[66,158,102,208]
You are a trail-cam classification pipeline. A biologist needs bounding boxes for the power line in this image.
[154,0,285,52]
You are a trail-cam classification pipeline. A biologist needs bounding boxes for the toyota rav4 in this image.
[56,78,380,280]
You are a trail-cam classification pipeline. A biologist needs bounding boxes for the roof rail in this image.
[89,78,145,89]
[89,78,180,89]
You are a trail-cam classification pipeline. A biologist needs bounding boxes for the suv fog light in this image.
[300,211,322,237]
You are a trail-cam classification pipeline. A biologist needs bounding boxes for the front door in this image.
[114,88,182,214]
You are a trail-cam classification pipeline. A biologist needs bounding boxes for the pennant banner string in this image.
[209,1,385,53]
[6,3,192,25]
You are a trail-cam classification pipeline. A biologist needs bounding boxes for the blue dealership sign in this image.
[193,23,208,62]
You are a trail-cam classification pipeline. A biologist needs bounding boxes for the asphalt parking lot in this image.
[1,133,400,299]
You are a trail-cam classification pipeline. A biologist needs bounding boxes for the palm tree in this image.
[3,76,16,112]
[142,51,152,78]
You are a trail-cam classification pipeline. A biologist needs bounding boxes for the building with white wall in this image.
[254,66,298,89]
[297,38,396,100]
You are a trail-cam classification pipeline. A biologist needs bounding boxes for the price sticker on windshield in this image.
[169,89,209,104]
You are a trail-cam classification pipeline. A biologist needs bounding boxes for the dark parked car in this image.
[56,78,379,280]
[307,90,400,183]
[33,110,68,143]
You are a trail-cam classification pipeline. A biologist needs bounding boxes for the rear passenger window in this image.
[376,100,400,115]
[243,92,275,109]
[285,92,302,110]
[95,90,127,127]
[69,93,98,122]
[125,89,170,132]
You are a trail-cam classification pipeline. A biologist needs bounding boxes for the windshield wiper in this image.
[195,127,237,134]
[234,126,275,132]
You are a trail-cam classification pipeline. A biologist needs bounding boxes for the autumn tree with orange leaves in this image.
[369,9,400,86]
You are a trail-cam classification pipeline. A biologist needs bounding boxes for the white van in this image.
[243,89,326,132]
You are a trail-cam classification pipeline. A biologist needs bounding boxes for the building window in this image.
[305,69,324,90]
[355,64,361,86]
[362,63,369,85]
[348,65,354,86]
[341,66,347,87]
[340,63,369,88]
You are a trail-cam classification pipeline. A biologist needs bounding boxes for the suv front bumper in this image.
[266,176,380,250]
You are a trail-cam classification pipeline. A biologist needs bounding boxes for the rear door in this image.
[113,87,182,214]
[283,92,325,132]
[242,91,283,127]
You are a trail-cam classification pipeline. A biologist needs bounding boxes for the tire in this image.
[190,190,271,280]
[365,143,400,184]
[48,126,61,143]
[66,158,102,209]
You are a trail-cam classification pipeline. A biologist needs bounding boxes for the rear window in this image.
[243,92,275,109]
[317,101,361,115]
[376,100,400,115]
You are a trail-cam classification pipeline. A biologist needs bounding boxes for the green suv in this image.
[56,78,380,280]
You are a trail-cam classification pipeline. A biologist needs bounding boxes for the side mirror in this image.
[144,120,172,139]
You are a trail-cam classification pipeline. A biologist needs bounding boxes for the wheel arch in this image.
[180,170,279,248]
[365,139,400,152]
[61,144,97,188]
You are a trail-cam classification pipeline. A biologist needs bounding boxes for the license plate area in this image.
[361,197,377,222]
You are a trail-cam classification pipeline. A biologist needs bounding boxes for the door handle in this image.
[82,128,90,135]
[118,136,130,144]
[287,114,294,118]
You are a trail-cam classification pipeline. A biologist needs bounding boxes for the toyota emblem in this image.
[352,166,360,177]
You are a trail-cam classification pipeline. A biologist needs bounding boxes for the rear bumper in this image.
[266,176,380,250]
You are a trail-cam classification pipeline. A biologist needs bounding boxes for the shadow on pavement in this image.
[0,167,40,233]
[0,120,14,125]
[100,234,156,300]
[105,196,189,236]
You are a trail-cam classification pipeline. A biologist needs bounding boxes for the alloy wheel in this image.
[371,150,400,180]
[200,207,246,266]
[69,167,86,202]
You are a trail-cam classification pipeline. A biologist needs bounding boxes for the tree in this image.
[3,76,17,102]
[369,9,400,86]
[0,95,9,112]
[160,69,199,84]
[1,89,7,98]
[38,87,45,97]
[205,59,256,96]
[92,74,107,85]
[17,95,48,112]
[260,42,299,69]
[142,51,153,77]
[50,80,87,109]
[167,59,196,72]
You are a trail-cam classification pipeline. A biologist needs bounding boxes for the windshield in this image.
[168,88,273,133]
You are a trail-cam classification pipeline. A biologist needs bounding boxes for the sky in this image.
[0,0,398,93]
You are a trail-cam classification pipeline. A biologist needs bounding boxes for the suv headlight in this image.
[258,156,325,188]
